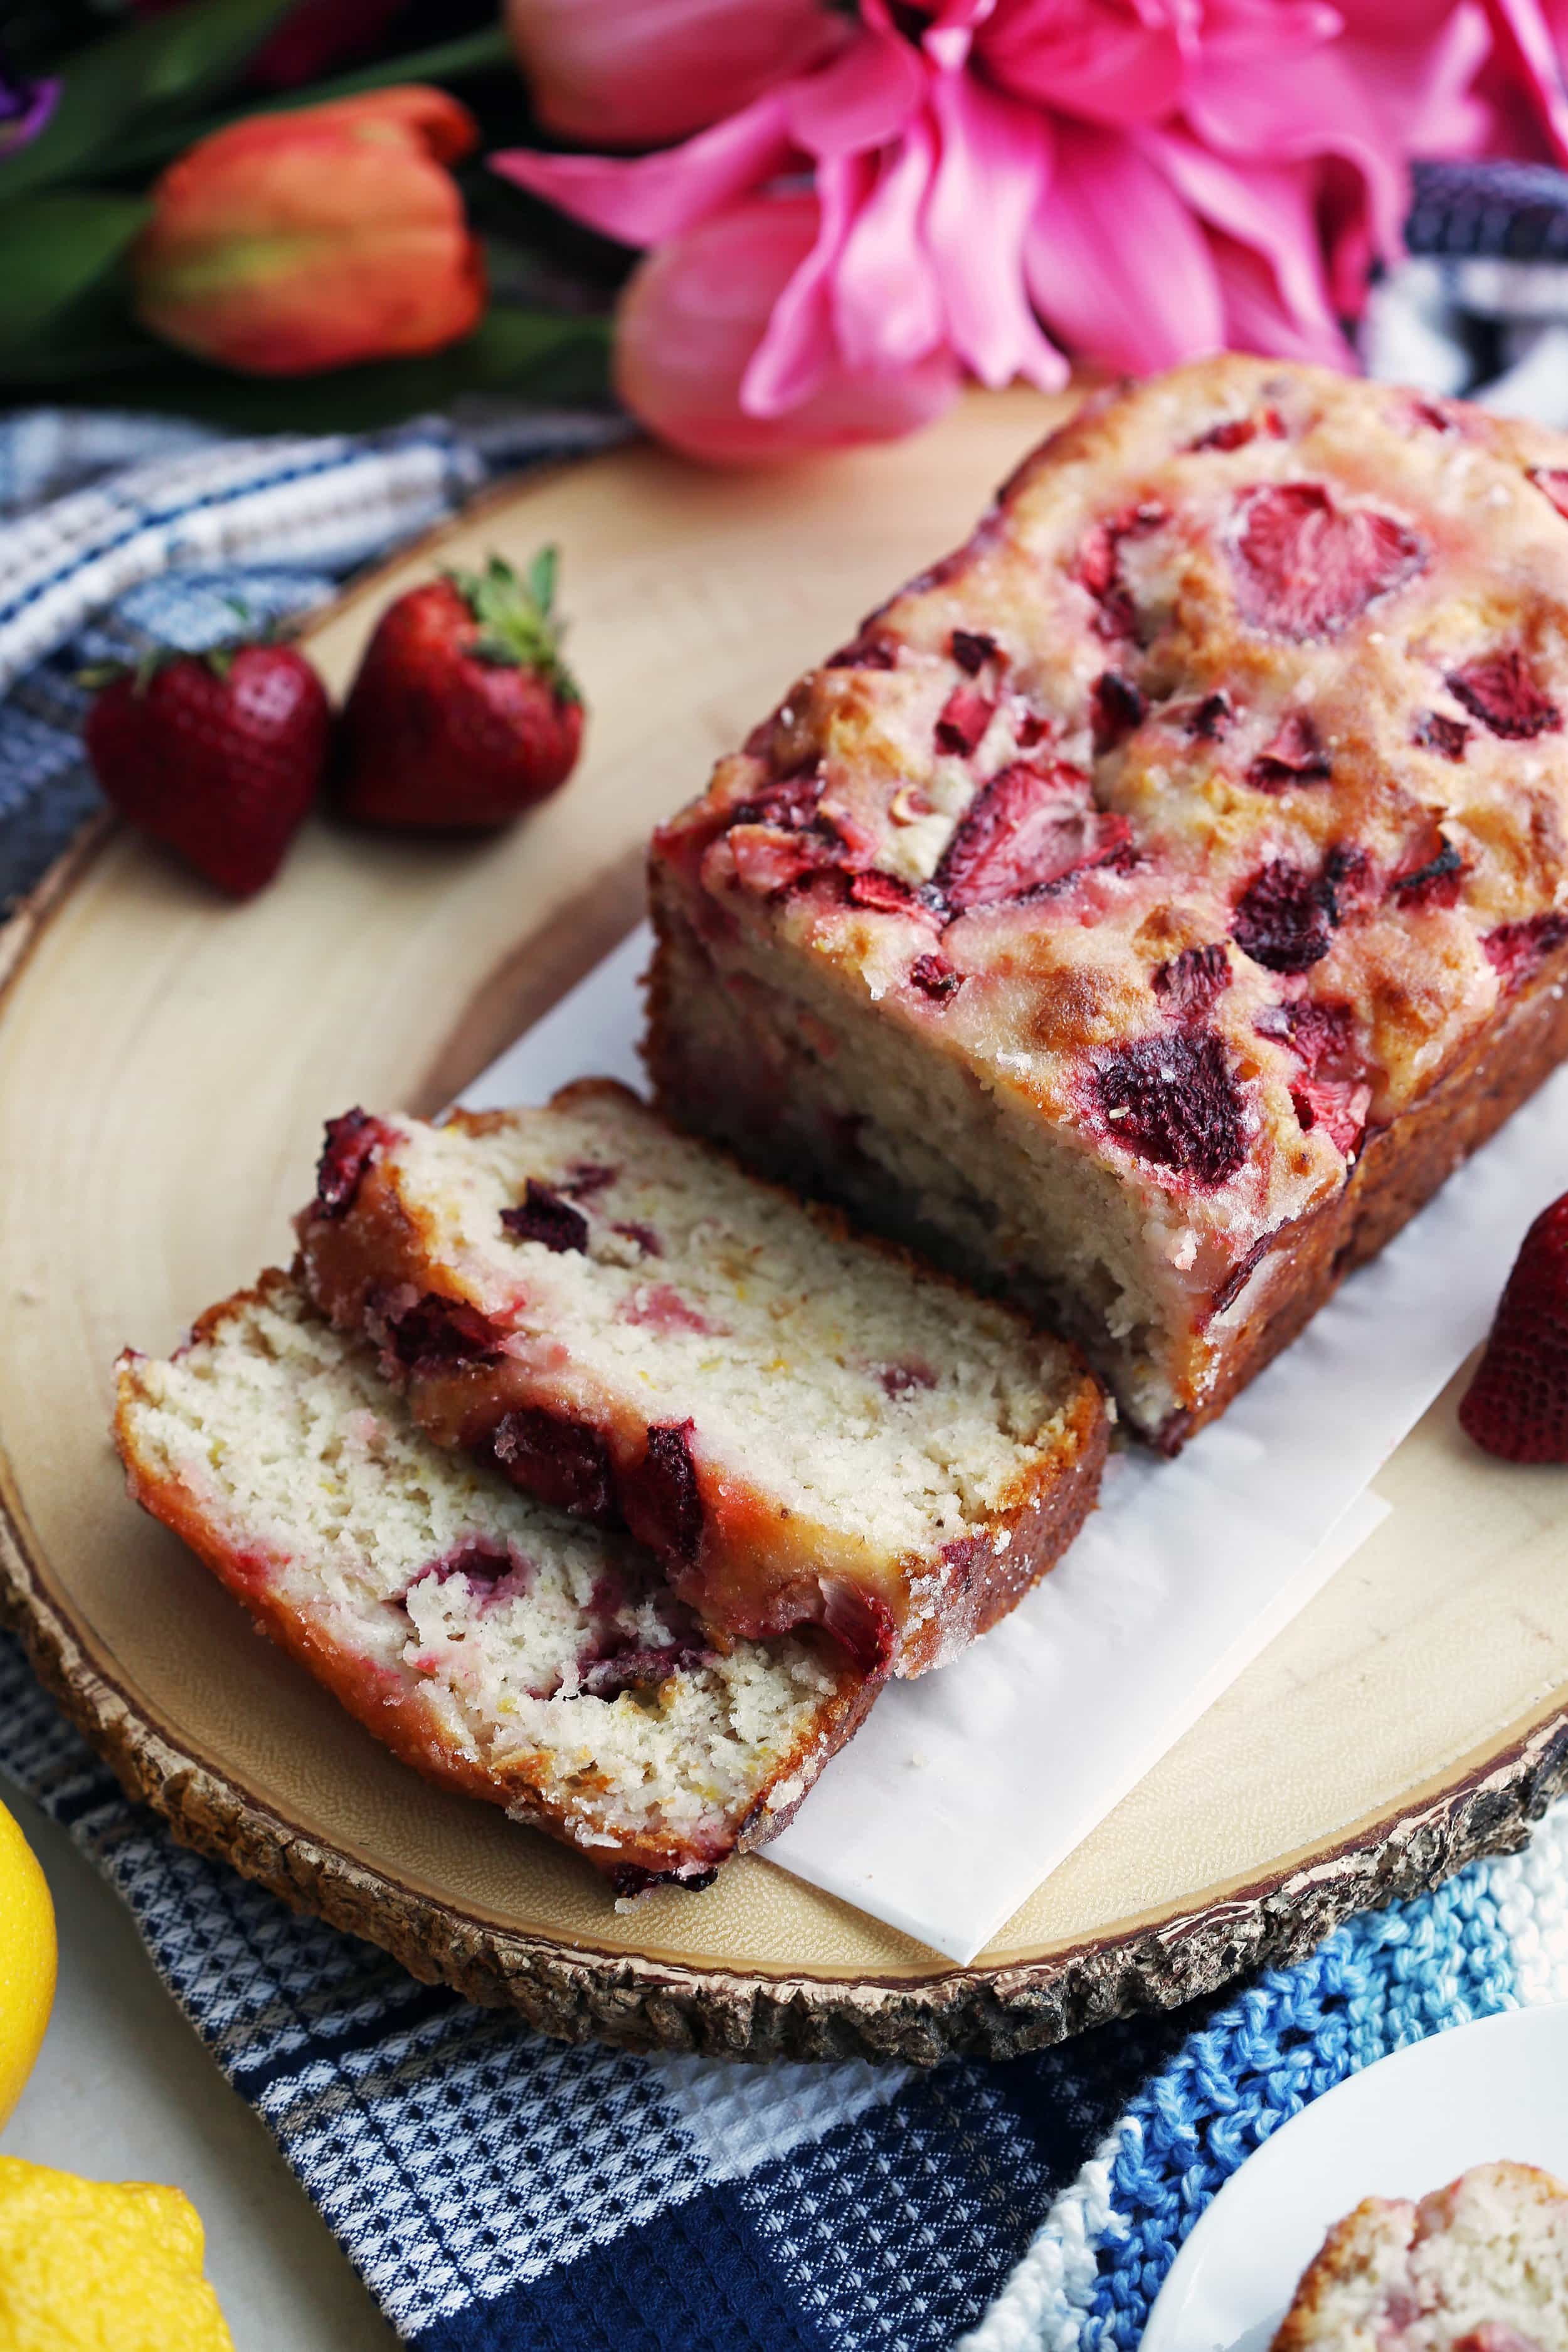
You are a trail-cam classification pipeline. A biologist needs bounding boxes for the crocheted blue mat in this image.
[1,371,1565,2352]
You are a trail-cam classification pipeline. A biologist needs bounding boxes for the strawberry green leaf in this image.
[0,193,148,356]
[446,546,580,701]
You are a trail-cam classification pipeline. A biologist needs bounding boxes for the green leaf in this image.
[0,0,296,206]
[0,191,148,355]
[525,545,558,618]
[0,305,613,432]
[92,23,516,181]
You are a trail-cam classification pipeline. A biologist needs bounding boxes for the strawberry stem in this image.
[445,548,581,704]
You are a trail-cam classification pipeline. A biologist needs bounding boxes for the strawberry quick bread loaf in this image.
[115,1273,871,1892]
[1274,2161,1568,2352]
[646,354,1568,1449]
[294,1081,1106,1678]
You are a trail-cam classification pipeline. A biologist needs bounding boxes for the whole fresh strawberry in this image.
[336,548,583,829]
[1459,1192,1568,1462]
[83,637,332,899]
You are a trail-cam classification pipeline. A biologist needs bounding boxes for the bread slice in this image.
[294,1079,1108,1677]
[114,1272,871,1892]
[1274,2161,1568,2352]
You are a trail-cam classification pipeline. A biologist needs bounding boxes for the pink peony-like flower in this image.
[504,0,846,149]
[494,0,1559,462]
[616,193,963,458]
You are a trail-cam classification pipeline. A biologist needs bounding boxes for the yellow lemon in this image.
[0,1799,53,2127]
[0,2157,234,2351]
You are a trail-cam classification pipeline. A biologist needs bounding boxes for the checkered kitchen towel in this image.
[5,163,1568,2349]
[6,1633,1568,2351]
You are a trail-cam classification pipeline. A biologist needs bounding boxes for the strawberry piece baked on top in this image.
[295,1081,1106,1680]
[647,355,1568,1449]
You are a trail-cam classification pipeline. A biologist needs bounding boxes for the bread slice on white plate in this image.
[1274,2160,1568,2352]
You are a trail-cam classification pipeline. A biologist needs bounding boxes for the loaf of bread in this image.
[1274,2161,1568,2352]
[294,1079,1106,1677]
[114,1272,871,1892]
[646,356,1568,1448]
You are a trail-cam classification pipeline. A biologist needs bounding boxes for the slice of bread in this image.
[294,1079,1108,1677]
[1274,2161,1568,2352]
[114,1272,871,1892]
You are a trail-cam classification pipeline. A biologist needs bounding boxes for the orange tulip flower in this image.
[134,87,485,376]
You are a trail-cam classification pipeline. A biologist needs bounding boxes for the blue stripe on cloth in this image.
[412,2183,845,2352]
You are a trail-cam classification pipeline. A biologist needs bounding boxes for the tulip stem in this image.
[95,26,514,179]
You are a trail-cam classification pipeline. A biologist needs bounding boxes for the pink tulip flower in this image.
[493,0,1567,463]
[504,0,845,149]
[616,193,963,461]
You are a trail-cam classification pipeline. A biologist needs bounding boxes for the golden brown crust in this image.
[1272,2199,1415,2352]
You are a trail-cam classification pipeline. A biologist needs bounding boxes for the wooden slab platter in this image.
[4,388,1568,2067]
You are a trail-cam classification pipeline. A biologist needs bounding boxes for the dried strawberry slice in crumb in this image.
[935,761,1127,911]
[1459,1192,1568,1461]
[1189,410,1285,452]
[1153,942,1231,1022]
[314,1108,387,1219]
[728,829,837,898]
[1446,651,1560,740]
[1091,670,1145,753]
[491,1406,617,1520]
[1255,997,1353,1073]
[1232,857,1342,972]
[1290,1074,1370,1157]
[1095,1030,1247,1187]
[1531,468,1568,522]
[1412,710,1468,760]
[1483,911,1568,990]
[580,1639,714,1699]
[950,628,997,675]
[501,1179,588,1254]
[1074,503,1167,640]
[821,1579,898,1675]
[910,951,964,1002]
[935,686,995,755]
[1231,482,1424,639]
[373,1290,504,1377]
[847,869,928,916]
[559,1160,617,1199]
[1184,689,1234,741]
[729,765,824,832]
[824,635,896,670]
[1388,833,1464,908]
[1246,711,1332,793]
[622,1420,704,1567]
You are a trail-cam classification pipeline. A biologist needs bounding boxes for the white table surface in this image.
[0,1788,395,2349]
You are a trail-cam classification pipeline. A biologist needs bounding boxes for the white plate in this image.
[1142,2004,1568,2352]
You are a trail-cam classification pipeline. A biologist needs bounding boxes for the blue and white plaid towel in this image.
[5,166,1568,2347]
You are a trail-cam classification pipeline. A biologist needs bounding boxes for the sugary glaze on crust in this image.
[1274,2161,1568,2352]
[649,357,1568,1439]
[294,1082,1107,1678]
[113,1271,872,1892]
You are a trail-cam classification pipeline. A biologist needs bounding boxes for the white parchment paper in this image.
[465,929,1566,1962]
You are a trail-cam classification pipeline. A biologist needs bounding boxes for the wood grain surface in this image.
[4,388,1567,2063]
